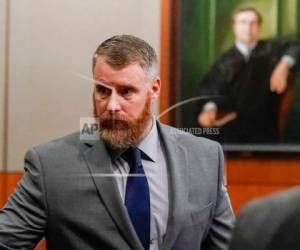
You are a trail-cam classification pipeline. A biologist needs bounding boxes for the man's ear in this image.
[150,77,161,103]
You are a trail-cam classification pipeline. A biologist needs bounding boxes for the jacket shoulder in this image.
[158,123,222,153]
[30,131,83,156]
[217,46,240,61]
[231,187,300,249]
[240,187,300,216]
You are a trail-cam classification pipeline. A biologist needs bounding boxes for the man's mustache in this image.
[99,115,131,129]
[99,112,128,120]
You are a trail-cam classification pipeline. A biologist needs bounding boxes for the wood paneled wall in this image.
[227,155,300,212]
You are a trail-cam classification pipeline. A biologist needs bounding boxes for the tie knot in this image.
[124,147,142,167]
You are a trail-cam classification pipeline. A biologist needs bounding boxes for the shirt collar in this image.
[136,115,158,163]
[235,41,257,59]
[107,116,158,163]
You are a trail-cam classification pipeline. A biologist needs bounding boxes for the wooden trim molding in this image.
[227,156,300,212]
[159,0,181,126]
[0,172,21,207]
[160,0,172,124]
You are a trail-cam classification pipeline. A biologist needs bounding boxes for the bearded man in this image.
[0,35,234,250]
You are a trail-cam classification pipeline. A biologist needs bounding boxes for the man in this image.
[197,7,300,143]
[0,35,234,250]
[229,187,300,250]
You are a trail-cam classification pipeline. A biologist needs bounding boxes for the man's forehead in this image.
[234,11,259,22]
[94,57,144,75]
[94,64,146,88]
[94,56,143,71]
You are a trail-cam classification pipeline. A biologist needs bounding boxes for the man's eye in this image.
[120,88,134,97]
[95,85,111,96]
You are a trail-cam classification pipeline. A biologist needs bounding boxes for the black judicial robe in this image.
[198,40,300,143]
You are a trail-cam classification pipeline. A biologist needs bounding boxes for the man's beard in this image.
[93,94,152,149]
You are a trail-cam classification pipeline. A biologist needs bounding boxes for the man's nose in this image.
[106,94,121,112]
[245,23,252,30]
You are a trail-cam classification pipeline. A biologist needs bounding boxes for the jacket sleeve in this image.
[268,38,300,68]
[197,52,244,113]
[0,148,47,249]
[202,144,235,250]
[280,40,300,64]
[196,60,228,113]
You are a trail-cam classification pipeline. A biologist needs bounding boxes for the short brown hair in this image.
[92,35,158,79]
[232,7,263,24]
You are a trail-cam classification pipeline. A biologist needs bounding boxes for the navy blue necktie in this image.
[124,147,150,250]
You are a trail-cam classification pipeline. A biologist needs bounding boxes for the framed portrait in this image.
[167,0,300,152]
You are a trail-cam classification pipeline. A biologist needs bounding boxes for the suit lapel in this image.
[157,123,189,250]
[83,140,143,250]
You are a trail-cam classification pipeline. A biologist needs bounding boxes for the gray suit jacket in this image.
[0,122,234,250]
[229,187,300,250]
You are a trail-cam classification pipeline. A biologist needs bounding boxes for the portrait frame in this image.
[160,0,300,153]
